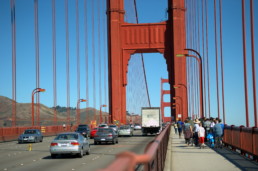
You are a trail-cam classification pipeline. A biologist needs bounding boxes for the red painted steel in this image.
[107,0,188,124]
[253,128,258,157]
[160,78,171,121]
[241,127,253,154]
[97,124,171,171]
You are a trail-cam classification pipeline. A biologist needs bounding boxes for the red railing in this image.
[223,125,258,160]
[98,124,171,171]
[0,125,74,142]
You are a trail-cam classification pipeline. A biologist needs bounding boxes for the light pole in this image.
[76,99,87,125]
[173,96,183,117]
[173,84,188,117]
[100,104,107,124]
[173,103,181,118]
[176,54,204,118]
[31,88,45,126]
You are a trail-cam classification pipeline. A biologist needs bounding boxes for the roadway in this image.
[0,130,154,171]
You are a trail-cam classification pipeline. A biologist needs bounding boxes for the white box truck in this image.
[141,107,162,135]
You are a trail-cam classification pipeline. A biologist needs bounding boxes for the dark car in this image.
[75,127,89,138]
[18,129,43,143]
[94,128,118,145]
[77,124,90,135]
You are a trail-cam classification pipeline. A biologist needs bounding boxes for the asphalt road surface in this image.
[0,130,155,171]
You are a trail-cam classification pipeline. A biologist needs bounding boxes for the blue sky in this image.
[0,0,258,127]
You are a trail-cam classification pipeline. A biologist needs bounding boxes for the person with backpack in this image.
[177,119,184,139]
[183,119,193,146]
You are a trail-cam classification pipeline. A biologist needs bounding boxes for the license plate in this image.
[60,143,68,146]
[101,139,105,141]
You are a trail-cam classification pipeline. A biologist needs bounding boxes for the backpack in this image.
[177,122,182,128]
[184,123,191,131]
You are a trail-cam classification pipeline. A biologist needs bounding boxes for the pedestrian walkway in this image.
[164,127,258,171]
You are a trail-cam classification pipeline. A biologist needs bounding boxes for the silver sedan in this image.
[50,132,90,158]
[118,125,134,137]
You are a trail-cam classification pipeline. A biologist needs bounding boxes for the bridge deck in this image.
[164,128,258,171]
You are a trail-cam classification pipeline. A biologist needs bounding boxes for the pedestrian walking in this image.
[193,119,200,146]
[183,119,193,146]
[198,122,205,149]
[177,119,184,139]
[174,121,178,134]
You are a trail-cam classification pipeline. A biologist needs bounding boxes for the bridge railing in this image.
[98,124,171,171]
[223,125,258,160]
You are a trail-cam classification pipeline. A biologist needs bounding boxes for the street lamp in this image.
[76,99,87,125]
[176,53,204,118]
[100,104,107,124]
[31,88,45,126]
[173,96,183,116]
[173,103,181,117]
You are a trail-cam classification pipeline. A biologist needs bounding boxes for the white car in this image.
[134,124,142,130]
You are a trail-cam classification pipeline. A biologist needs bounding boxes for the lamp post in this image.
[173,103,181,118]
[31,88,45,126]
[76,99,87,125]
[100,104,107,124]
[176,54,204,118]
[173,96,183,117]
[174,84,188,117]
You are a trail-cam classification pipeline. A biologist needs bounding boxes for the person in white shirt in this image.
[198,123,205,149]
[193,119,200,146]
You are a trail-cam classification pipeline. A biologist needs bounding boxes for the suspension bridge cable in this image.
[34,0,40,125]
[205,0,211,118]
[52,0,57,124]
[11,0,16,127]
[65,0,71,124]
[76,0,81,123]
[133,0,151,107]
[219,0,225,123]
[202,0,207,117]
[103,1,108,113]
[84,0,89,123]
[98,0,102,112]
[92,0,96,121]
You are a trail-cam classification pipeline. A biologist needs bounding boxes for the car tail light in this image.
[51,143,58,146]
[71,142,80,146]
[108,134,113,137]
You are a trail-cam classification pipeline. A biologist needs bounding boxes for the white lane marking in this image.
[71,169,75,170]
[33,160,36,162]
[20,163,24,166]
[82,163,86,165]
[3,168,7,170]
[92,156,100,160]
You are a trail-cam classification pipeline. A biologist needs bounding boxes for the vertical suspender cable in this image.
[98,0,102,111]
[103,1,108,113]
[250,0,257,127]
[76,0,81,124]
[133,0,151,107]
[202,0,206,117]
[84,0,89,123]
[219,0,225,123]
[34,0,40,126]
[11,0,16,127]
[65,0,70,124]
[241,0,249,127]
[52,0,57,125]
[205,0,210,117]
[214,0,220,119]
[92,0,96,121]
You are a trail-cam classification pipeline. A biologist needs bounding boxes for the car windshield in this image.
[98,128,113,133]
[56,134,78,140]
[24,130,36,134]
[99,124,107,127]
[109,125,116,128]
[120,126,130,130]
[77,128,87,131]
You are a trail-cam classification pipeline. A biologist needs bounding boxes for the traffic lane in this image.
[0,130,155,171]
[0,136,55,170]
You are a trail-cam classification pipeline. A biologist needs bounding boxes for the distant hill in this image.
[0,96,109,127]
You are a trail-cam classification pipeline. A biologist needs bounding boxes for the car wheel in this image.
[78,148,83,158]
[116,139,118,144]
[86,145,90,155]
[51,154,57,158]
[40,137,43,142]
[94,141,97,145]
